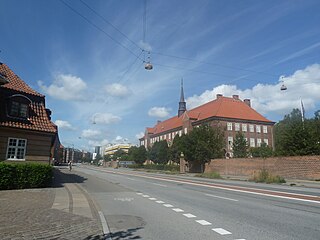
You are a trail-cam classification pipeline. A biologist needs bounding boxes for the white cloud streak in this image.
[38,74,87,101]
[148,107,171,118]
[54,120,75,131]
[105,83,130,98]
[92,113,121,125]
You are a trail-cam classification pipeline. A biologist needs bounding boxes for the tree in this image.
[149,140,169,164]
[113,149,128,161]
[274,108,318,156]
[250,143,273,158]
[103,154,111,162]
[184,125,224,170]
[128,146,147,165]
[232,132,248,158]
[169,134,188,163]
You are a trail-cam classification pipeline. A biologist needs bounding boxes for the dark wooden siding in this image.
[0,127,54,162]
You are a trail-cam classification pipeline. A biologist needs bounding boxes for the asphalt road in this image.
[74,165,320,240]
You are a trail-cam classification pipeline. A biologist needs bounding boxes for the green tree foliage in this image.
[113,149,128,161]
[183,125,224,165]
[128,146,147,165]
[149,140,169,164]
[274,108,320,156]
[103,154,111,162]
[250,143,273,158]
[232,132,248,158]
[169,134,188,163]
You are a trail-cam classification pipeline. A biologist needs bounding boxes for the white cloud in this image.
[38,74,87,101]
[105,83,130,98]
[81,129,101,140]
[88,139,109,147]
[148,107,171,118]
[186,64,320,117]
[135,132,144,139]
[54,120,75,131]
[92,113,121,125]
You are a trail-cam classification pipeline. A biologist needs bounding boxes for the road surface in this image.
[73,165,320,240]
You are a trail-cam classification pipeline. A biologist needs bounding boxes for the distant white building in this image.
[104,143,132,156]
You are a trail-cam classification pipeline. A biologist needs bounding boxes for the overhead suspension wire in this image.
[59,0,143,61]
[78,0,143,51]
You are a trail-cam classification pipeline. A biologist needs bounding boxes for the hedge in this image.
[0,163,53,190]
[129,164,179,172]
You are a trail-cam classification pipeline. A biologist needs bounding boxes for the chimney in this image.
[157,120,161,125]
[244,99,251,107]
[45,108,52,120]
[216,94,223,99]
[232,94,239,100]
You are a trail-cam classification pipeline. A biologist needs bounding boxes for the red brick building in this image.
[140,82,275,157]
[0,62,58,163]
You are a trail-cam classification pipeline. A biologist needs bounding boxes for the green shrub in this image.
[0,163,53,190]
[195,172,222,179]
[128,164,179,172]
[250,169,286,184]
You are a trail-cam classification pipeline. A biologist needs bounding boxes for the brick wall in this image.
[205,155,320,180]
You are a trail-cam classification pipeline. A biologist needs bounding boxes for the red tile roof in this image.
[0,63,43,97]
[147,96,272,135]
[0,63,57,133]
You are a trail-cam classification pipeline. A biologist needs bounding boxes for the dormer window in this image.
[7,95,31,119]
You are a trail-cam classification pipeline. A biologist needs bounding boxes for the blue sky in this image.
[1,0,320,150]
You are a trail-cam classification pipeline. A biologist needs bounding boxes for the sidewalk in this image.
[0,167,105,240]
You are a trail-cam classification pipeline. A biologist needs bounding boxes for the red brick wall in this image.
[205,155,320,180]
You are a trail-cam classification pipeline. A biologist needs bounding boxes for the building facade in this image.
[140,83,275,157]
[0,62,58,163]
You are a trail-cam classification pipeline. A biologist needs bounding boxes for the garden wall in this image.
[205,155,320,180]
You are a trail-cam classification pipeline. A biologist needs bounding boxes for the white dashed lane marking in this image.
[149,198,157,200]
[196,220,212,226]
[156,200,165,203]
[212,228,232,235]
[183,213,197,218]
[163,204,174,208]
[152,183,167,187]
[172,208,184,212]
[142,195,150,198]
[136,193,143,195]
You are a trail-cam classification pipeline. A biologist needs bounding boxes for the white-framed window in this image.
[245,138,248,143]
[6,138,27,160]
[235,123,240,131]
[179,130,182,137]
[264,139,269,145]
[227,122,233,131]
[184,127,188,134]
[164,135,166,140]
[257,138,262,147]
[242,124,247,132]
[250,138,255,147]
[157,137,159,141]
[249,124,254,132]
[256,125,261,133]
[168,133,171,140]
[228,136,233,150]
[160,136,163,140]
[263,126,268,134]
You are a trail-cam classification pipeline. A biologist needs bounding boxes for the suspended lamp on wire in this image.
[142,0,153,71]
[280,76,287,91]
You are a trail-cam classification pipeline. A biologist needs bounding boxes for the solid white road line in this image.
[149,198,157,200]
[156,200,165,203]
[98,211,112,240]
[205,193,238,202]
[212,228,232,235]
[183,213,197,218]
[172,208,184,212]
[163,204,174,207]
[196,220,212,225]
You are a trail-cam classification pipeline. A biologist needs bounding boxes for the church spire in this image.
[178,78,186,117]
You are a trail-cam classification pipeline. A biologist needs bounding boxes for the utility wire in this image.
[79,0,143,51]
[59,0,143,61]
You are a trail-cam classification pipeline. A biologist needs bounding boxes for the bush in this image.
[250,169,286,184]
[0,163,53,190]
[195,172,222,179]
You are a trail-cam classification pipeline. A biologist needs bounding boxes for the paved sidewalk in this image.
[0,168,105,240]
